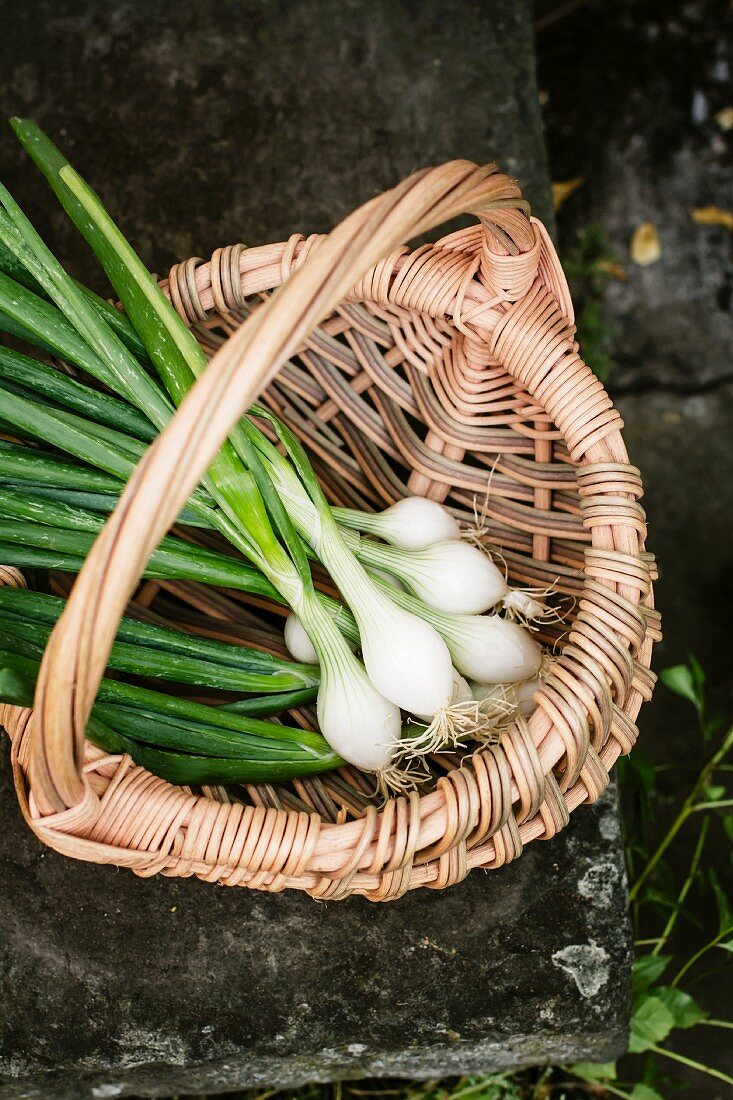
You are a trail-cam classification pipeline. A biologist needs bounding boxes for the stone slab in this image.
[0,768,630,1099]
[0,1,630,1095]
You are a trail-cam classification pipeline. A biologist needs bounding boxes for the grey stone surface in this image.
[538,0,732,393]
[0,0,552,282]
[0,774,630,1100]
[0,1,629,1095]
[617,385,733,754]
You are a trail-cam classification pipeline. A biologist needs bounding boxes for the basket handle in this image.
[29,160,529,815]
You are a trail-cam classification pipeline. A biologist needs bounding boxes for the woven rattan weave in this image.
[1,161,659,900]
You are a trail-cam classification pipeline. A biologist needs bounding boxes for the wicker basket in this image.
[0,160,659,900]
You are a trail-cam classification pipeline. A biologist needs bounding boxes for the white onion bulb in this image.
[316,653,402,771]
[439,613,542,683]
[335,495,460,550]
[293,591,401,772]
[359,538,507,614]
[317,523,455,719]
[412,667,472,720]
[470,672,542,718]
[502,589,548,620]
[515,674,542,717]
[284,613,319,664]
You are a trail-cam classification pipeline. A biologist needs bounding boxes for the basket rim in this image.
[1,159,658,900]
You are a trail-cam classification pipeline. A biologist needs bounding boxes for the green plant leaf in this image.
[644,887,679,913]
[630,1084,665,1100]
[0,344,156,441]
[717,938,733,953]
[709,868,733,936]
[655,986,707,1029]
[629,996,675,1053]
[723,815,733,845]
[632,955,671,997]
[0,226,147,359]
[660,664,702,713]
[570,1061,616,1081]
[688,652,706,696]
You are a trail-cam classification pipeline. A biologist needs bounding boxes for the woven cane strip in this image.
[1,160,658,898]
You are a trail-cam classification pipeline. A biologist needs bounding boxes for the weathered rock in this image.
[538,0,733,393]
[0,765,630,1099]
[617,385,733,743]
[0,0,552,276]
[0,1,631,1095]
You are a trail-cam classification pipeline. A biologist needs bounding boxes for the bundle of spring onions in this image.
[0,119,554,790]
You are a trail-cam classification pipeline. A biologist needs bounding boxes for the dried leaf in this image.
[691,205,733,232]
[596,258,628,281]
[631,222,661,266]
[715,107,733,130]
[552,177,584,211]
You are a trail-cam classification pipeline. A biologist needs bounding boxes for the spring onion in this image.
[356,536,508,615]
[4,126,403,774]
[248,411,455,719]
[0,587,319,695]
[0,119,554,787]
[334,495,461,549]
[284,613,319,664]
[0,648,341,782]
